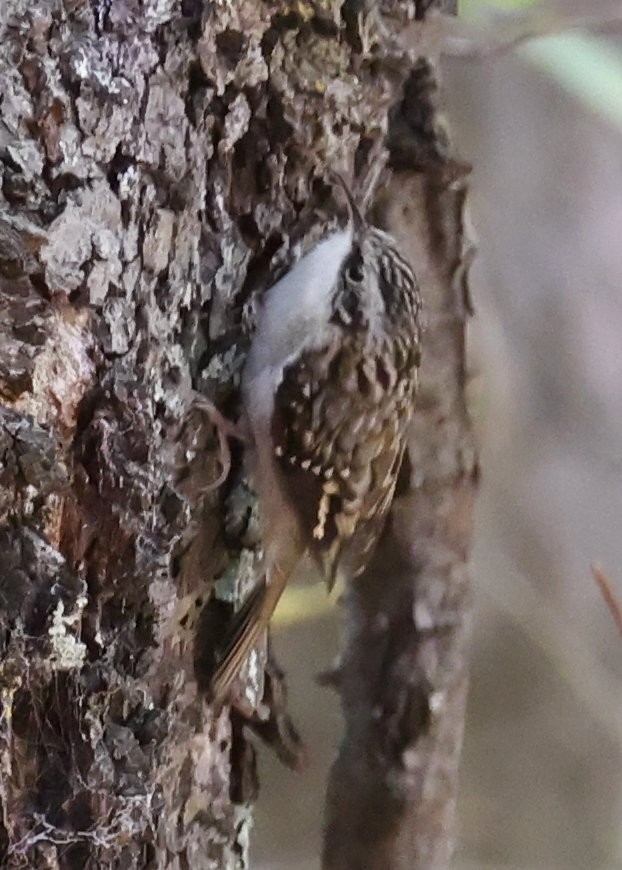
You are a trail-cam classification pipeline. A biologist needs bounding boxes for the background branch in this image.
[402,0,622,59]
[592,565,622,639]
[322,19,478,865]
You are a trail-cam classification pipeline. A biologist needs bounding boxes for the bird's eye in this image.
[346,253,364,283]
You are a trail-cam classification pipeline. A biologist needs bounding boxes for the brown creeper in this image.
[210,177,422,701]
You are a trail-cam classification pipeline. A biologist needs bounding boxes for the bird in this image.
[209,174,422,703]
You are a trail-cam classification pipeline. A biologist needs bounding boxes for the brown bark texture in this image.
[0,0,474,867]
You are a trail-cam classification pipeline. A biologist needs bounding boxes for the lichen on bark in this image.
[1,0,472,867]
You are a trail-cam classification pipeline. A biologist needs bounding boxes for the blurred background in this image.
[254,1,622,866]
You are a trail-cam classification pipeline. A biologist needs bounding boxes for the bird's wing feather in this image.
[271,335,414,585]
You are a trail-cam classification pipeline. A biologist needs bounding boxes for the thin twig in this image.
[591,564,622,639]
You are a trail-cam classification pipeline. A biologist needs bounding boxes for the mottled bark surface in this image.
[0,0,473,867]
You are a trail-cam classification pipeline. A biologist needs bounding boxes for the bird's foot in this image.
[187,392,251,493]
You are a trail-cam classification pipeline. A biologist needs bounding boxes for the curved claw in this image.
[190,392,251,493]
[204,414,232,494]
[189,393,233,493]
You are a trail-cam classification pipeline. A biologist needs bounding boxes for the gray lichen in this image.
[0,0,441,866]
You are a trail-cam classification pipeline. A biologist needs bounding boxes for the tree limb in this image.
[322,24,478,870]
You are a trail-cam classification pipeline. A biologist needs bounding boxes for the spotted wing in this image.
[271,336,417,586]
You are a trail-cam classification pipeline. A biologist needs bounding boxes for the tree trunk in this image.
[0,0,474,867]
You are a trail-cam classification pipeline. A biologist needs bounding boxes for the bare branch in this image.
[322,52,477,869]
[592,564,622,639]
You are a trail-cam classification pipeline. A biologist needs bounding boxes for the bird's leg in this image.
[190,392,252,493]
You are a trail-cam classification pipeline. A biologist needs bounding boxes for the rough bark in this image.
[0,0,473,867]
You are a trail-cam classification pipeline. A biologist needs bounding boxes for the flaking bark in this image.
[0,0,474,867]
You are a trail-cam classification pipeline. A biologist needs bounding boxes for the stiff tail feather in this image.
[209,565,288,703]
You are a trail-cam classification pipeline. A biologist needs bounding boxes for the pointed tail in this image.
[209,564,289,704]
